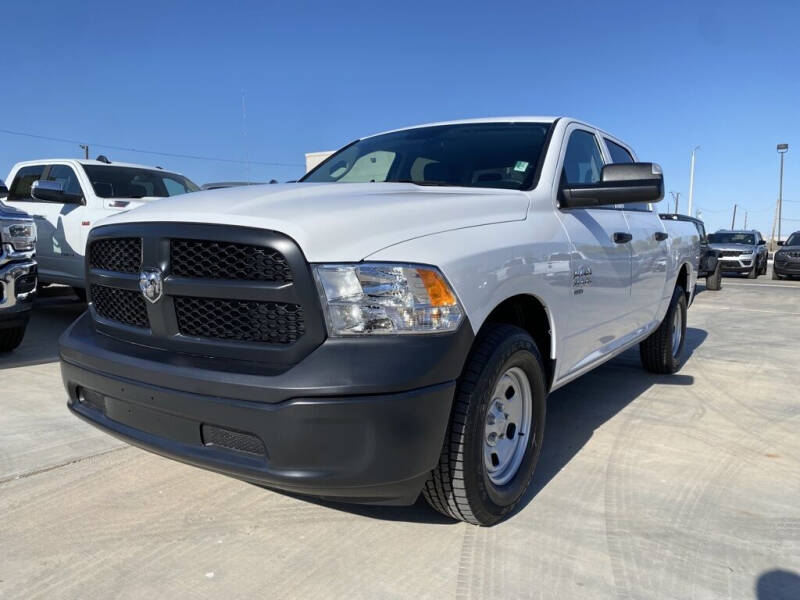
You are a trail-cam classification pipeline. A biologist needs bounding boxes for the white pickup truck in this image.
[59,117,699,525]
[4,158,199,296]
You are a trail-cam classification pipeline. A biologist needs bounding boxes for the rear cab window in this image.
[605,137,651,212]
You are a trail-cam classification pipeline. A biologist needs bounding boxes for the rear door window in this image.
[605,139,635,163]
[7,165,45,201]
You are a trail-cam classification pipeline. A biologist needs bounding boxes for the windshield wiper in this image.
[383,179,455,187]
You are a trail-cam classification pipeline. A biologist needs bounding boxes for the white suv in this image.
[4,158,199,296]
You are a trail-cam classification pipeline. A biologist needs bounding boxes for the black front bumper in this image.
[774,261,800,276]
[61,312,472,504]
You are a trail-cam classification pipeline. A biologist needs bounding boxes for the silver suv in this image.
[708,229,768,279]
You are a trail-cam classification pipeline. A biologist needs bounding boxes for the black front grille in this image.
[201,424,266,456]
[89,238,141,273]
[174,296,304,344]
[171,239,292,282]
[720,250,744,257]
[90,284,149,328]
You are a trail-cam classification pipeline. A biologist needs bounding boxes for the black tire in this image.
[705,263,722,291]
[423,324,547,526]
[747,262,758,279]
[640,285,687,374]
[772,267,781,280]
[0,326,26,353]
[73,287,87,302]
[760,258,768,275]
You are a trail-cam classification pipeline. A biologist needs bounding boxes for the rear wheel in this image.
[705,263,722,291]
[640,285,687,374]
[0,326,26,353]
[423,324,547,526]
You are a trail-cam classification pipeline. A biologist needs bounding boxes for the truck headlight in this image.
[1,221,36,252]
[313,263,464,335]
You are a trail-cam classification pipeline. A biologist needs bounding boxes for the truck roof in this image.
[10,158,185,174]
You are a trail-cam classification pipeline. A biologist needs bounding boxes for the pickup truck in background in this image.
[4,158,199,298]
[661,213,722,290]
[1,194,37,352]
[708,229,768,279]
[60,117,699,525]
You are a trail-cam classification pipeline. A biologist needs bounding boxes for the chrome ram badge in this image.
[139,268,163,304]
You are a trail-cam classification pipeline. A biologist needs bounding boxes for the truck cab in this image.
[4,159,199,292]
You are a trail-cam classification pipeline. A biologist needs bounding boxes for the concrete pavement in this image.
[1,274,798,599]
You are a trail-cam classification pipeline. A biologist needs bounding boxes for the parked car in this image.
[4,158,200,298]
[661,213,722,290]
[708,229,768,278]
[0,198,37,352]
[60,117,700,525]
[773,231,800,279]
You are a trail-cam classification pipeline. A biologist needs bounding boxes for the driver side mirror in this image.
[758,239,766,245]
[31,180,82,204]
[777,241,785,246]
[560,163,664,209]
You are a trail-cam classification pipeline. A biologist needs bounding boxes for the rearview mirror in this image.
[31,180,81,204]
[559,163,664,209]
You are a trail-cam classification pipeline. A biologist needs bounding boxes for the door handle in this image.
[655,232,669,241]
[613,232,632,244]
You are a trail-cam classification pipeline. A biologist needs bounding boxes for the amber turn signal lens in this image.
[418,268,457,307]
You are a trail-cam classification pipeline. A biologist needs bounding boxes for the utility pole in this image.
[688,146,700,217]
[670,191,681,214]
[731,204,737,229]
[79,144,89,159]
[777,143,788,242]
[744,211,748,229]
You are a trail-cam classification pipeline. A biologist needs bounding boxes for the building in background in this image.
[305,151,334,173]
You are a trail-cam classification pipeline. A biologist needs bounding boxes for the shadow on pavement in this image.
[756,569,800,600]
[272,327,707,525]
[0,286,85,370]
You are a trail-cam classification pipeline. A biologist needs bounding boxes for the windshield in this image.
[708,232,755,245]
[301,122,553,190]
[785,233,800,246]
[81,165,200,198]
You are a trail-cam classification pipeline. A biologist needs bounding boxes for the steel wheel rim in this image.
[483,367,533,486]
[672,308,683,357]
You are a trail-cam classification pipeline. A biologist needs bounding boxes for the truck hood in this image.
[709,244,756,253]
[95,182,530,262]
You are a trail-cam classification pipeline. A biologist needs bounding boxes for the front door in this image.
[555,127,633,376]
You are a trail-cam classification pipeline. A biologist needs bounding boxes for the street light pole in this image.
[777,143,788,242]
[670,191,680,214]
[688,146,700,217]
[731,204,737,229]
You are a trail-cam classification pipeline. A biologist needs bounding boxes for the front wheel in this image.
[423,324,547,526]
[747,262,758,279]
[0,325,27,353]
[772,267,782,280]
[705,263,722,291]
[640,285,687,374]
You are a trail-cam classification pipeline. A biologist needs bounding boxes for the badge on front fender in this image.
[139,268,163,304]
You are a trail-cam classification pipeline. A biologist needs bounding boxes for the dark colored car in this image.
[661,213,722,290]
[773,231,800,280]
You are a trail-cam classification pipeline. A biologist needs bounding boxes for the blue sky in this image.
[1,0,798,236]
